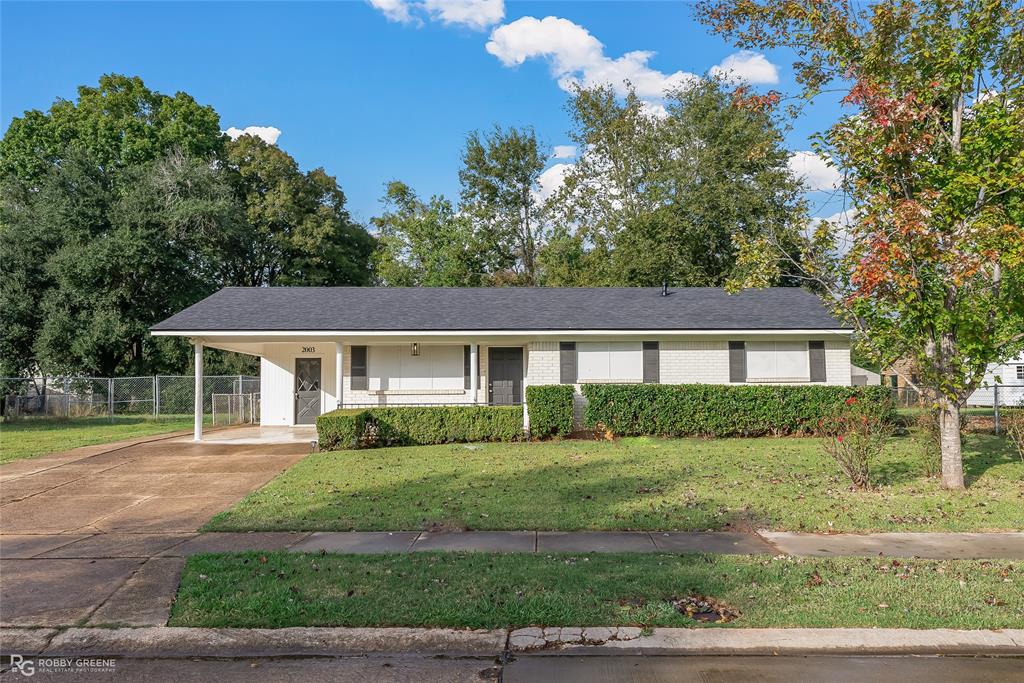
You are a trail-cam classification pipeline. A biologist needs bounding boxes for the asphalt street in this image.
[6,654,1023,682]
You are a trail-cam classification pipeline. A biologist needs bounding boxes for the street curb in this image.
[37,627,508,658]
[509,627,1024,656]
[5,626,1022,658]
[0,629,58,655]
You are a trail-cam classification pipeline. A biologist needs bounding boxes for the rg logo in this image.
[9,655,34,677]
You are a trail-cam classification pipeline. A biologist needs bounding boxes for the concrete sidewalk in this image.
[4,529,1022,628]
[286,529,1024,559]
[8,529,1022,561]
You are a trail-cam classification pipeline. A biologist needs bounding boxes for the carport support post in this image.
[335,341,344,409]
[470,343,479,404]
[193,340,203,441]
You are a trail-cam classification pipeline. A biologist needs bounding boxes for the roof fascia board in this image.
[155,328,854,337]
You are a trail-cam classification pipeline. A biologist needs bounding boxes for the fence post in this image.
[993,385,1000,435]
[108,377,114,419]
[155,376,161,418]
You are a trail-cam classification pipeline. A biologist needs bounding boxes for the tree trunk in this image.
[938,396,964,489]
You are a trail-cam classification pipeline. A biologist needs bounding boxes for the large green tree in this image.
[0,75,226,377]
[541,80,806,287]
[28,149,241,376]
[0,74,222,186]
[371,181,487,286]
[221,135,374,287]
[1,74,374,377]
[698,0,1024,488]
[459,126,547,285]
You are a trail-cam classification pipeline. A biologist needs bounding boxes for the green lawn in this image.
[205,434,1023,533]
[170,552,1024,630]
[0,416,198,463]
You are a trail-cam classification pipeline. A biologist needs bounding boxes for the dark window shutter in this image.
[559,342,576,384]
[809,341,826,382]
[351,346,368,390]
[642,341,659,383]
[728,341,746,383]
[464,345,471,389]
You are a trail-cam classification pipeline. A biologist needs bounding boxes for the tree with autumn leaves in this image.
[697,0,1024,489]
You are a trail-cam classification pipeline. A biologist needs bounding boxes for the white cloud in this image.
[788,151,842,191]
[486,16,697,101]
[808,208,858,254]
[225,126,282,145]
[535,162,573,201]
[422,0,504,29]
[369,0,502,29]
[709,50,779,85]
[551,145,576,159]
[368,0,415,23]
[639,100,670,120]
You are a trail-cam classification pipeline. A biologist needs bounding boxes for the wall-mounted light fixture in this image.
[411,342,420,356]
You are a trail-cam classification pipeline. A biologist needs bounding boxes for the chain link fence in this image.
[1,375,259,421]
[891,384,1024,434]
[212,393,261,426]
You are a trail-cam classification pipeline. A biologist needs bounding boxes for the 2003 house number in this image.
[301,346,317,353]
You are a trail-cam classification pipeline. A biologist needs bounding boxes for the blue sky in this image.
[2,1,846,224]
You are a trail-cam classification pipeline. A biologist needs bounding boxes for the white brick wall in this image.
[526,341,560,385]
[659,341,730,384]
[824,339,851,386]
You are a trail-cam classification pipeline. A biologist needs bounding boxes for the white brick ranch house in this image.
[150,287,855,440]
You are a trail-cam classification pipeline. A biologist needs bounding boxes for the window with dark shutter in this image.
[559,342,576,384]
[464,345,471,389]
[808,341,826,382]
[351,346,368,390]
[728,341,746,383]
[642,341,659,383]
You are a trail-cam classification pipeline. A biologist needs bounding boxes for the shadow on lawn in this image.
[872,433,1019,488]
[215,448,772,533]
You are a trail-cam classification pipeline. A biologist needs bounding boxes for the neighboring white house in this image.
[150,287,855,440]
[967,352,1024,407]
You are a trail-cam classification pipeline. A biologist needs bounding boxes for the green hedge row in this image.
[317,405,524,450]
[582,384,896,437]
[525,385,575,438]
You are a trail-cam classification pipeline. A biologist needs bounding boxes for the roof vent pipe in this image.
[661,281,669,297]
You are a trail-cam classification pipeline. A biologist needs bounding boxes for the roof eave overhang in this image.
[152,328,855,337]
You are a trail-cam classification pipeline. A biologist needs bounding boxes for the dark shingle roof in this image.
[152,287,846,332]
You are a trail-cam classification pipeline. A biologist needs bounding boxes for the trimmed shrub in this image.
[316,409,370,450]
[582,384,896,438]
[526,385,575,438]
[317,405,524,450]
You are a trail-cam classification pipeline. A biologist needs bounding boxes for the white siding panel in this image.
[260,343,337,425]
[260,353,293,426]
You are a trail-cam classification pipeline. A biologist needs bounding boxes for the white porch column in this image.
[193,340,203,442]
[470,343,479,404]
[522,345,530,434]
[335,341,344,409]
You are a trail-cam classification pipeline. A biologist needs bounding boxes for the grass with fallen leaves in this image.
[170,552,1023,629]
[205,434,1023,532]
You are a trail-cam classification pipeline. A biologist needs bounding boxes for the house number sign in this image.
[301,346,317,353]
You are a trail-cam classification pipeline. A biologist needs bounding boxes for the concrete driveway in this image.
[0,429,308,628]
